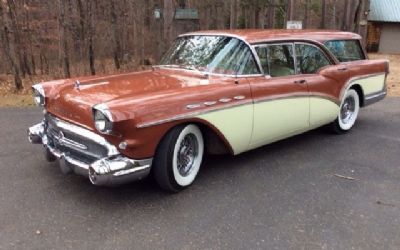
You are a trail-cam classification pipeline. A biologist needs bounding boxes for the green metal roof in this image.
[174,9,199,20]
[369,0,400,22]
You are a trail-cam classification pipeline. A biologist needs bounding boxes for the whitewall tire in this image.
[153,124,204,192]
[331,89,360,133]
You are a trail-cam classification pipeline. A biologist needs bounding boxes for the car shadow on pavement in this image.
[47,126,338,204]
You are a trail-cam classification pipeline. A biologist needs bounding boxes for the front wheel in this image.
[153,124,204,192]
[330,89,360,134]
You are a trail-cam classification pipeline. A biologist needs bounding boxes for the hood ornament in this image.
[75,80,81,90]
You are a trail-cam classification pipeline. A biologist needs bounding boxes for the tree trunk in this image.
[163,0,174,45]
[304,0,310,29]
[354,0,370,46]
[229,0,237,29]
[110,0,121,69]
[7,0,31,77]
[88,0,95,75]
[58,0,71,78]
[0,1,22,90]
[321,0,327,29]
[2,27,22,90]
[31,55,36,76]
[286,0,294,24]
[254,6,260,28]
[266,1,275,29]
[77,0,85,61]
[342,0,352,31]
[88,36,95,75]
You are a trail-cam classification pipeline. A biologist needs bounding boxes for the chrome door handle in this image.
[294,79,307,84]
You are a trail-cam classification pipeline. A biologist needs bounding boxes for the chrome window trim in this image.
[252,41,336,77]
[251,38,341,66]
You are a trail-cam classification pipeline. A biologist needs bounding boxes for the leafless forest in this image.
[0,0,369,90]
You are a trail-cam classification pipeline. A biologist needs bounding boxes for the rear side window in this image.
[295,44,331,74]
[324,40,365,62]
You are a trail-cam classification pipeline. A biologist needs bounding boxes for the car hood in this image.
[44,69,211,129]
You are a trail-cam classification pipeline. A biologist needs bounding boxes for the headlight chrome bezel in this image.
[32,84,45,106]
[93,104,113,134]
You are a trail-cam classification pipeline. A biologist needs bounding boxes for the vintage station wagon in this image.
[28,29,388,192]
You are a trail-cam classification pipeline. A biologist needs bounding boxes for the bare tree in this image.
[286,0,294,23]
[58,0,70,78]
[7,0,31,77]
[0,0,373,84]
[0,1,22,90]
[321,0,327,28]
[304,0,311,29]
[87,0,95,75]
[110,0,121,70]
[354,0,370,46]
[230,0,237,29]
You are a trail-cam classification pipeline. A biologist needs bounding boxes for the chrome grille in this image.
[45,113,108,164]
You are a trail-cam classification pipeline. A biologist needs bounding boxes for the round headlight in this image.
[94,109,113,134]
[32,84,45,106]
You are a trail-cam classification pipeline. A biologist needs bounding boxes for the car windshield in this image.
[159,35,260,75]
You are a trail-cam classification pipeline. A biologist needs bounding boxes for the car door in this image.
[246,43,310,150]
[294,42,342,128]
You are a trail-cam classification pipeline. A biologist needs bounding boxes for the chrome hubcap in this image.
[340,96,356,124]
[177,133,198,177]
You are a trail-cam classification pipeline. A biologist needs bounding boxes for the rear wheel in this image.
[331,89,360,134]
[153,124,204,192]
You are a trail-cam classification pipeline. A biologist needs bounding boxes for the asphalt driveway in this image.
[0,98,399,250]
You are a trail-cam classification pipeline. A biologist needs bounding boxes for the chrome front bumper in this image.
[28,116,152,186]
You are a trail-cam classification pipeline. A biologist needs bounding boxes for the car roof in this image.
[182,29,362,44]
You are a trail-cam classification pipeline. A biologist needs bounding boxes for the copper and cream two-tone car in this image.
[28,29,388,192]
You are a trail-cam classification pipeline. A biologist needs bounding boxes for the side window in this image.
[324,40,365,62]
[267,44,295,77]
[255,46,269,74]
[295,44,331,74]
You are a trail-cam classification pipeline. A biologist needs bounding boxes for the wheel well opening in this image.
[350,85,364,107]
[154,122,232,157]
[195,123,231,155]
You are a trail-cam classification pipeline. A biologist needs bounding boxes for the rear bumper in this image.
[363,89,387,107]
[28,118,152,186]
